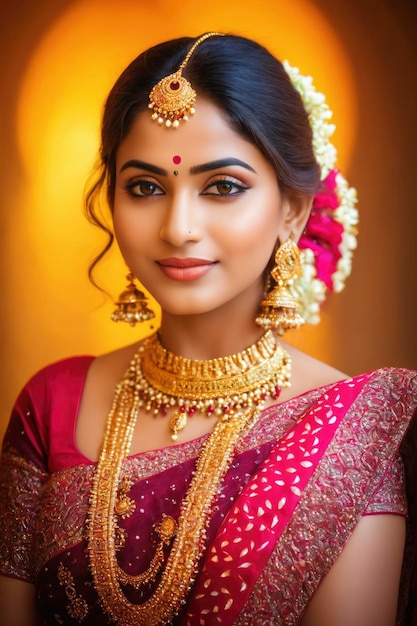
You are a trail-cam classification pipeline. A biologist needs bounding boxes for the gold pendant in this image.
[169,411,188,441]
[156,515,177,543]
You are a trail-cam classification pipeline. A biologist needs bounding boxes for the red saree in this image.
[0,357,416,625]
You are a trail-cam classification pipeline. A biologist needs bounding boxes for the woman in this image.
[0,32,416,626]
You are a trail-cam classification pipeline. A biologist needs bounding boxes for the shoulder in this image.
[280,341,348,401]
[18,343,142,425]
[18,355,95,405]
[4,355,96,464]
[348,366,417,407]
[282,338,417,402]
[316,366,417,456]
[11,355,94,426]
[83,340,142,393]
[73,339,146,424]
[279,344,417,435]
[27,355,95,382]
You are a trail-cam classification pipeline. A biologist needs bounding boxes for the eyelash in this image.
[122,176,250,199]
[123,179,163,198]
[201,177,250,197]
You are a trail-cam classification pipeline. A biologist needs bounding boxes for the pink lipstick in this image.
[157,258,216,282]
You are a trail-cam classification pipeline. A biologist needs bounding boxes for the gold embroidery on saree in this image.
[57,562,88,622]
[0,451,47,581]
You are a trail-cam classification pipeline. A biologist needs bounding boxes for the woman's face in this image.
[113,97,292,319]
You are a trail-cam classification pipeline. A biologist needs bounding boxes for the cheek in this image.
[222,200,280,256]
[112,204,152,252]
[113,216,133,256]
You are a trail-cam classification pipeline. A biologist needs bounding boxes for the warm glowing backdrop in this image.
[1,0,416,439]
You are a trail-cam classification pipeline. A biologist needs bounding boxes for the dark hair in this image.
[85,33,320,282]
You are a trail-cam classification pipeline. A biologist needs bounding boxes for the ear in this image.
[279,194,313,242]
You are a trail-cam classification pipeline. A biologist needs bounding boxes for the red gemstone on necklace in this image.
[273,386,281,398]
[170,81,180,90]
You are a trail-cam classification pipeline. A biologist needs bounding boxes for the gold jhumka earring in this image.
[148,32,224,129]
[111,273,155,326]
[256,239,304,334]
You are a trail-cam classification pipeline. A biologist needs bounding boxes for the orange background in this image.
[1,0,417,440]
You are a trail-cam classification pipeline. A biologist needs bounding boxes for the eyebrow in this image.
[190,158,257,175]
[119,157,257,176]
[119,160,168,176]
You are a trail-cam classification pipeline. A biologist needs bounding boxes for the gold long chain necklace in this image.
[88,331,291,625]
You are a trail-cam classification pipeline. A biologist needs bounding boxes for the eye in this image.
[202,177,250,197]
[123,179,164,198]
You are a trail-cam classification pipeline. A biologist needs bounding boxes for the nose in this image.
[159,191,201,247]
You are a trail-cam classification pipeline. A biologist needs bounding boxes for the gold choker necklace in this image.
[139,330,291,440]
[88,331,291,625]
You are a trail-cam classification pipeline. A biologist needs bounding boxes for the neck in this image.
[157,278,267,359]
[159,311,265,361]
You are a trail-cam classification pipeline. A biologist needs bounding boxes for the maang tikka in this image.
[256,239,304,334]
[148,32,224,129]
[111,272,155,327]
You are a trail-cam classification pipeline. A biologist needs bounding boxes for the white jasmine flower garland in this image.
[284,61,359,324]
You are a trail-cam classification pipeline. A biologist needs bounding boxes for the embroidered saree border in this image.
[0,451,48,581]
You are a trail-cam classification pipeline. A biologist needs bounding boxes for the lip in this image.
[156,257,216,282]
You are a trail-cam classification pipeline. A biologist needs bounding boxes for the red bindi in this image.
[172,155,181,165]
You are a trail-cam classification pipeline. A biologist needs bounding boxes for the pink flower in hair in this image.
[299,170,344,291]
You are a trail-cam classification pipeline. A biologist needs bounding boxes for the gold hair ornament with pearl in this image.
[148,32,224,129]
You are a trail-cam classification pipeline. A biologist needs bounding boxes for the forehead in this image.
[116,97,264,167]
